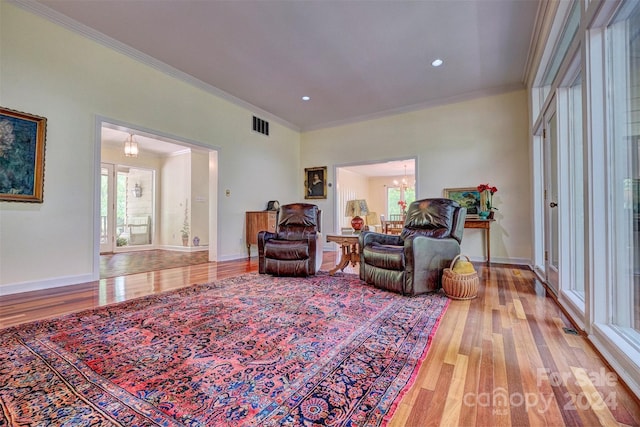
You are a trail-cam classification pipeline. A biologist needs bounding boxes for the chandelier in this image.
[394,165,409,190]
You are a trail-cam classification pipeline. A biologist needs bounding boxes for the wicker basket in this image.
[442,254,479,300]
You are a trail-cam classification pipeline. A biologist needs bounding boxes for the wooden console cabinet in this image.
[245,211,277,257]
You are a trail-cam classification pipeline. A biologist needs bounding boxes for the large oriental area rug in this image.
[0,273,449,426]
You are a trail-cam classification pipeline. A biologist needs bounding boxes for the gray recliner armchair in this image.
[359,198,466,295]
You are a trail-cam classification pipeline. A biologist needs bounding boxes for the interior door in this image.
[544,106,560,294]
[100,163,115,253]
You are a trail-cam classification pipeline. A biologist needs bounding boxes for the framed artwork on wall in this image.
[305,166,327,199]
[0,107,47,203]
[443,187,481,218]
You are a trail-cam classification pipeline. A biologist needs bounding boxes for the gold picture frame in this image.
[305,166,327,199]
[442,187,481,218]
[0,107,47,203]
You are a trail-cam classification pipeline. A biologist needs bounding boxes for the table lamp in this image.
[345,199,369,232]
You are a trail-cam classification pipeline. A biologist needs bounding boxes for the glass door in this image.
[544,106,560,294]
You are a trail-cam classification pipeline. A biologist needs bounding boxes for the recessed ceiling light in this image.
[302,96,310,101]
[431,58,444,67]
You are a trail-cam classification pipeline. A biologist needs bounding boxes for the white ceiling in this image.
[35,0,540,132]
[101,127,192,157]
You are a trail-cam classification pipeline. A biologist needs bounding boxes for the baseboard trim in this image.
[157,245,209,253]
[217,252,250,262]
[466,255,531,266]
[0,273,96,296]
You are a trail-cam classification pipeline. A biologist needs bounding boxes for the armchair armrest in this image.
[359,231,402,248]
[404,235,460,259]
[403,235,461,294]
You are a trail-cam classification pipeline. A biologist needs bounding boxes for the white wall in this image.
[160,152,191,247]
[302,90,532,264]
[0,3,301,291]
[191,150,209,247]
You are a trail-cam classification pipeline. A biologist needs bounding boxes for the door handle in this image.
[550,202,558,208]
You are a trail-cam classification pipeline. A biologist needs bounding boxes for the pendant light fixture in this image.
[123,133,139,158]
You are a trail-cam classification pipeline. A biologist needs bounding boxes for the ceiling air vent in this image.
[252,115,269,136]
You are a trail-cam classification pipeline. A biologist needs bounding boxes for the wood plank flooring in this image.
[1,252,639,426]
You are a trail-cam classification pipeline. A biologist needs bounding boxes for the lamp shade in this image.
[366,212,380,226]
[345,199,369,217]
[345,199,369,231]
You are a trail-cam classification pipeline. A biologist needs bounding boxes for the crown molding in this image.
[301,84,526,133]
[9,0,300,132]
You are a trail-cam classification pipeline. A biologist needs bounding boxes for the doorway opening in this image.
[335,158,416,233]
[95,118,219,279]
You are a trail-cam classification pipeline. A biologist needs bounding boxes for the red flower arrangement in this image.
[477,183,498,211]
[398,200,407,214]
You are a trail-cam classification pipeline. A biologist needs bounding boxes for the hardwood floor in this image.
[1,252,639,426]
[100,249,209,278]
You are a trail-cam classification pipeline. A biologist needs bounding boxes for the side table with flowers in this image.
[477,183,498,219]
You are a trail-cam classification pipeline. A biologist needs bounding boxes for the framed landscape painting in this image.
[0,107,47,202]
[443,187,481,218]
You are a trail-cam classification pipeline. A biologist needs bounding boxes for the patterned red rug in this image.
[0,273,449,426]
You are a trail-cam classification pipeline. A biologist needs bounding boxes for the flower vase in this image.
[478,211,490,219]
[488,211,495,220]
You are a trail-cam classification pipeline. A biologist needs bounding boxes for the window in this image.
[387,186,415,216]
[569,73,585,297]
[608,0,640,344]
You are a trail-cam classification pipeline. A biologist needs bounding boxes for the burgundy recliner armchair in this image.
[258,203,320,276]
[359,198,466,295]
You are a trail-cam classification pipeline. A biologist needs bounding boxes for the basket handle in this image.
[449,254,471,270]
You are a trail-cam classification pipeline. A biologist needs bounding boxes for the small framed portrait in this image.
[0,107,47,203]
[443,187,481,218]
[305,166,327,199]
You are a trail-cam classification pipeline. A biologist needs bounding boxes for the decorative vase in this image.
[478,211,490,219]
[193,236,200,246]
[351,216,365,231]
[488,211,495,220]
[182,236,189,246]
